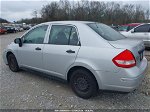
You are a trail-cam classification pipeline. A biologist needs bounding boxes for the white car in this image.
[121,23,150,48]
[3,21,148,99]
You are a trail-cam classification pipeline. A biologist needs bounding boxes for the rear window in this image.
[87,23,126,41]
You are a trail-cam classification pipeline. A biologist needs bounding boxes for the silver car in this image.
[3,21,148,99]
[121,23,150,48]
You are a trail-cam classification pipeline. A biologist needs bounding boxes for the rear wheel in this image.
[7,53,19,72]
[70,69,98,99]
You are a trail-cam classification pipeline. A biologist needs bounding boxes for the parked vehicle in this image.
[16,26,24,32]
[23,25,31,30]
[0,26,7,34]
[118,23,141,32]
[14,27,19,32]
[4,26,17,33]
[3,21,148,99]
[111,26,119,31]
[121,23,150,48]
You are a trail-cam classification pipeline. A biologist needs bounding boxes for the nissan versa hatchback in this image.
[3,21,148,99]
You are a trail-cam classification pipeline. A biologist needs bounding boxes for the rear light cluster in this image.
[112,49,136,68]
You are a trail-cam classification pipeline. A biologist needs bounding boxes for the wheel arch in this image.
[4,50,16,64]
[66,65,102,89]
[6,51,14,58]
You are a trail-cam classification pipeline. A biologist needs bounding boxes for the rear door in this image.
[43,25,80,78]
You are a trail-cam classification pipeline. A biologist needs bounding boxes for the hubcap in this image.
[74,77,89,91]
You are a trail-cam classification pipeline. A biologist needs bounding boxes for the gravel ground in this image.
[0,32,150,109]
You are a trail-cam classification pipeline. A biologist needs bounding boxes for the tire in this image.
[70,69,98,99]
[7,53,19,72]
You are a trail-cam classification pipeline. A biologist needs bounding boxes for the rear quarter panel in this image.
[75,46,125,72]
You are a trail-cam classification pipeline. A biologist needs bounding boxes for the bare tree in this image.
[19,0,150,24]
[32,10,38,18]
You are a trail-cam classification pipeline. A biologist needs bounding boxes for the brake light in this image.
[112,50,136,68]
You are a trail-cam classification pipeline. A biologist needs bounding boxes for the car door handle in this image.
[35,47,41,50]
[66,50,75,53]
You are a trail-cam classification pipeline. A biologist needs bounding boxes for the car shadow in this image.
[19,67,137,100]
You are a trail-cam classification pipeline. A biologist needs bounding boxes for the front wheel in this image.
[7,53,19,72]
[70,69,98,99]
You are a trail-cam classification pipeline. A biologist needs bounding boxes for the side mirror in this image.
[14,38,22,47]
[131,29,134,33]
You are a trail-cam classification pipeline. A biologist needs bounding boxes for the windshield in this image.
[128,26,135,31]
[118,26,128,31]
[87,23,126,41]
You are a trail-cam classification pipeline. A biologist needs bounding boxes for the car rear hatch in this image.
[108,38,145,66]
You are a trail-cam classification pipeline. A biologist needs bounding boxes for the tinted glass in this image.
[134,24,150,32]
[87,23,126,41]
[118,26,128,31]
[128,26,136,31]
[23,25,48,44]
[69,27,79,45]
[49,25,79,45]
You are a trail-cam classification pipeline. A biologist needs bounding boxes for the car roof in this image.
[42,21,95,25]
[141,23,150,25]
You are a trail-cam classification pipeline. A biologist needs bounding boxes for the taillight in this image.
[112,49,136,68]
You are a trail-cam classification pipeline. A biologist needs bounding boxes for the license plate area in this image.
[138,48,144,61]
[139,52,144,61]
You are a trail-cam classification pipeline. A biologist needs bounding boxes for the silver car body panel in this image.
[3,21,148,92]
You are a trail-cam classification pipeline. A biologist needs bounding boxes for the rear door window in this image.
[49,25,79,45]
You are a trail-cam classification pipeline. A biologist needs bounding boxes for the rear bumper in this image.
[115,68,147,92]
[95,57,148,92]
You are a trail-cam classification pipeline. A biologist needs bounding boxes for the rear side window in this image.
[49,25,79,45]
[134,24,150,32]
[87,23,126,41]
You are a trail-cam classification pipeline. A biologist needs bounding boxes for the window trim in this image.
[48,24,81,46]
[21,24,49,44]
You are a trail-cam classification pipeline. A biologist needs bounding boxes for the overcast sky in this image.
[1,0,149,22]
